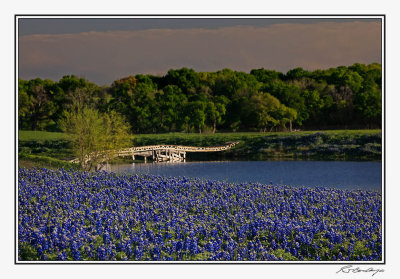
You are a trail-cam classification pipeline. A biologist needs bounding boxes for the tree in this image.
[18,64,382,133]
[250,68,283,83]
[108,75,157,133]
[284,67,310,80]
[55,75,101,126]
[163,68,200,97]
[61,106,131,171]
[22,79,56,130]
[251,92,281,132]
[155,85,187,132]
[183,101,207,133]
[301,89,324,127]
[280,106,298,132]
[212,69,260,99]
[206,96,229,133]
[102,111,132,153]
[265,80,308,126]
[353,86,382,128]
[18,79,32,129]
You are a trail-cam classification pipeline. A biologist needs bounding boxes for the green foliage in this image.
[353,241,370,258]
[18,64,382,134]
[155,85,187,132]
[60,107,131,171]
[272,248,298,261]
[18,153,79,169]
[116,252,128,261]
[184,101,207,133]
[164,67,200,95]
[251,92,285,132]
[205,95,229,133]
[18,78,57,130]
[19,243,39,261]
[102,111,132,152]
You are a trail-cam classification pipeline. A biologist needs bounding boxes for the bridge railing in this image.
[119,142,239,153]
[71,142,239,163]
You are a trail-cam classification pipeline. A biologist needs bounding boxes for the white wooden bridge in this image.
[71,142,239,164]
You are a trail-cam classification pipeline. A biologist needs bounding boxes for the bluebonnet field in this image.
[18,168,382,261]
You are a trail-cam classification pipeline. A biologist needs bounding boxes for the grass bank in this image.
[133,130,382,161]
[18,131,77,169]
[18,130,382,167]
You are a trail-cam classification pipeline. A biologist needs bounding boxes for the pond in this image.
[105,160,382,191]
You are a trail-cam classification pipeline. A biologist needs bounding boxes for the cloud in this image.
[18,21,381,85]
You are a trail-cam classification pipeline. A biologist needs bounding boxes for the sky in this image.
[18,17,382,85]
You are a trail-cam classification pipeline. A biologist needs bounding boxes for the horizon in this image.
[18,62,381,86]
[18,17,382,85]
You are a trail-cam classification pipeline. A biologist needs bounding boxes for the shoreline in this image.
[18,130,382,169]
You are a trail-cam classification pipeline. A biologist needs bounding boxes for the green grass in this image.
[19,129,381,143]
[18,131,74,161]
[19,130,71,142]
[133,130,381,148]
[135,129,381,139]
[18,154,79,170]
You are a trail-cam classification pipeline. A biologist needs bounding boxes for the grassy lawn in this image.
[18,129,382,143]
[18,130,382,143]
[133,130,381,144]
[134,129,381,140]
[18,130,75,167]
[18,130,71,141]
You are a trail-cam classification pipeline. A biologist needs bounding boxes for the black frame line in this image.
[14,14,386,265]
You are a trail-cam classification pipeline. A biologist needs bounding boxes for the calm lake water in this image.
[105,161,382,191]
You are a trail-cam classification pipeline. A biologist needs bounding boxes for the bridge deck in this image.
[118,142,239,155]
[71,142,239,164]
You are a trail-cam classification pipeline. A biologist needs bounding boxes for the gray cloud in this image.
[18,18,380,36]
[18,21,381,85]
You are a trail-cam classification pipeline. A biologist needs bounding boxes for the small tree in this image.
[102,111,132,160]
[252,92,281,132]
[206,96,228,133]
[281,106,298,132]
[61,107,131,171]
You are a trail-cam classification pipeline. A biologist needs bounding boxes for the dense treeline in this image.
[18,63,382,133]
